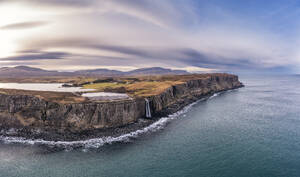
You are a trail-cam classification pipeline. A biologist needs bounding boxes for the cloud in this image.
[0,51,69,61]
[18,38,154,58]
[0,0,299,73]
[0,21,48,30]
[0,0,95,7]
[175,48,259,70]
[16,36,286,71]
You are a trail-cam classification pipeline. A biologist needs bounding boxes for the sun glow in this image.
[0,32,16,58]
[0,4,51,58]
[0,5,29,58]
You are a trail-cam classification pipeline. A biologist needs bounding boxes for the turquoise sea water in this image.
[1,75,300,177]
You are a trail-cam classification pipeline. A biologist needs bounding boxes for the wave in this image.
[208,92,222,99]
[0,91,227,149]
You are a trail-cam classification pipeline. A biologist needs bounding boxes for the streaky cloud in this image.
[18,37,274,71]
[0,51,69,61]
[0,21,48,30]
[0,0,95,7]
[0,0,299,73]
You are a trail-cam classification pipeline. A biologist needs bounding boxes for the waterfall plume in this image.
[145,98,151,118]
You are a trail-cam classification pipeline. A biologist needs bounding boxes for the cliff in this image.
[150,74,242,116]
[0,74,243,140]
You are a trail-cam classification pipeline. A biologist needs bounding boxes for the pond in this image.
[81,92,129,100]
[0,83,94,92]
[0,83,130,100]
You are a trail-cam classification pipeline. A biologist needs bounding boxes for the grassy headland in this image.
[0,74,229,102]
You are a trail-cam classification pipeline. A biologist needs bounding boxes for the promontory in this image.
[0,69,243,141]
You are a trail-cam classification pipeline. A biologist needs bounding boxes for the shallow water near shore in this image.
[1,75,300,177]
[0,83,95,92]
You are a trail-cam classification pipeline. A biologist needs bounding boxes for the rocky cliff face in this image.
[0,74,243,135]
[149,74,243,116]
[0,95,145,132]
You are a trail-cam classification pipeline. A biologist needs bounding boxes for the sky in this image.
[0,0,299,73]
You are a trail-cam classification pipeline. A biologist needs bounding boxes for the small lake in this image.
[0,83,94,92]
[82,92,129,100]
[0,83,130,100]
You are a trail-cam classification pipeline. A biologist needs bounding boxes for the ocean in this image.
[1,75,300,177]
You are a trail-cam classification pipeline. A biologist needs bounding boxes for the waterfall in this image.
[145,98,152,118]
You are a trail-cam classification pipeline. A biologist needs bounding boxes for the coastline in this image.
[0,86,243,149]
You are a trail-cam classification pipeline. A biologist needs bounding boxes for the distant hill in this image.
[0,66,71,78]
[126,67,188,76]
[0,66,189,78]
[74,68,123,76]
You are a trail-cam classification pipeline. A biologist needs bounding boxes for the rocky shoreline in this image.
[0,74,244,143]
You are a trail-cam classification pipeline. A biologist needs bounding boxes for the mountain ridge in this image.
[0,66,189,78]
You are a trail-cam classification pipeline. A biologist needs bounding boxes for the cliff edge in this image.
[0,73,243,140]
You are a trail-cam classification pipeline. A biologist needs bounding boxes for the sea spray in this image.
[208,92,220,99]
